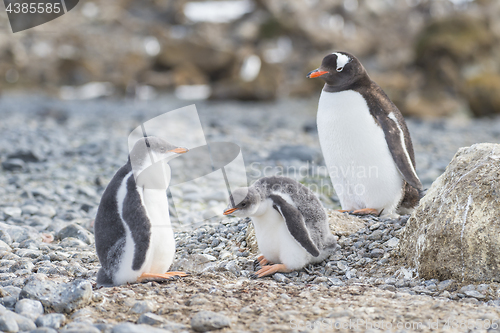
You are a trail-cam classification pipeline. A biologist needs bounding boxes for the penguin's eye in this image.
[241,203,247,207]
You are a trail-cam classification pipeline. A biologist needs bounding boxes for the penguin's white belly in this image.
[251,199,311,270]
[142,189,175,274]
[317,90,403,214]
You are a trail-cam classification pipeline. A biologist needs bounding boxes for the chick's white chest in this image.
[251,199,310,269]
[141,188,175,273]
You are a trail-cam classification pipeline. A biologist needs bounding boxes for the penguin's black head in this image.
[129,136,188,169]
[307,52,366,89]
[223,187,260,217]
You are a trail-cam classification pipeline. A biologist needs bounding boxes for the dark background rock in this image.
[0,0,499,117]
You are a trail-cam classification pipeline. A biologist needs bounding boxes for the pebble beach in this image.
[1,93,500,333]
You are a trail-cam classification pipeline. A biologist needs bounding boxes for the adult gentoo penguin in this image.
[307,52,423,216]
[94,136,188,286]
[223,176,337,278]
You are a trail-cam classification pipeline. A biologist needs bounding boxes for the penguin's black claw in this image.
[249,273,258,279]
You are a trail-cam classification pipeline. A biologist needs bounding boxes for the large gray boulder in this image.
[398,143,500,282]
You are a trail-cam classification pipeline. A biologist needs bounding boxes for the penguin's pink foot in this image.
[350,208,380,216]
[250,264,289,278]
[138,271,190,282]
[256,255,272,266]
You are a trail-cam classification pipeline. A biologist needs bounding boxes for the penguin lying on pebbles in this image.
[307,51,423,216]
[223,176,337,278]
[94,136,189,286]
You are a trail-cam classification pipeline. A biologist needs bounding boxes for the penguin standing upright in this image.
[94,136,189,286]
[223,176,337,278]
[307,52,422,216]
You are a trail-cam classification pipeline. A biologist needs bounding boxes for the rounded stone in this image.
[398,143,500,282]
[15,299,44,321]
[191,311,230,332]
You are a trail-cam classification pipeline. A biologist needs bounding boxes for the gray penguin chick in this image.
[224,176,338,278]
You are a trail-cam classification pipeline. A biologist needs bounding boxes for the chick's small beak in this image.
[171,147,189,154]
[307,69,329,78]
[223,207,239,215]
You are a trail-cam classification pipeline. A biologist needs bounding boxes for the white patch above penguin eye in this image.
[332,52,351,72]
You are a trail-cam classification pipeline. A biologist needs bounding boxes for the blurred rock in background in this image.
[1,0,500,117]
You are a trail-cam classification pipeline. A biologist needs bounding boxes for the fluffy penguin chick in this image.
[307,51,423,216]
[94,136,189,286]
[224,176,338,278]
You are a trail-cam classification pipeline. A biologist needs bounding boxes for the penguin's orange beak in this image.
[223,207,239,215]
[307,69,328,78]
[171,147,188,154]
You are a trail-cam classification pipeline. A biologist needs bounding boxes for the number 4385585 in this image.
[6,2,61,14]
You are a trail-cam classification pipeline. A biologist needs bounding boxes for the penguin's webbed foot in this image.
[250,264,289,278]
[138,271,190,282]
[349,208,380,216]
[254,255,273,267]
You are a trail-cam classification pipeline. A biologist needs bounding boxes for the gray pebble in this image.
[191,311,230,332]
[36,206,56,218]
[130,300,157,314]
[35,313,66,329]
[2,310,36,331]
[112,323,171,333]
[0,296,16,309]
[137,312,167,326]
[0,230,12,245]
[9,260,34,273]
[370,248,384,258]
[437,279,455,291]
[367,230,383,241]
[60,322,101,333]
[0,314,18,332]
[328,277,345,287]
[459,284,476,293]
[7,149,41,163]
[19,279,92,314]
[0,286,21,299]
[464,290,486,299]
[0,240,11,252]
[476,284,490,293]
[2,159,24,171]
[384,237,399,248]
[29,328,58,333]
[3,208,22,219]
[15,299,44,321]
[273,273,288,283]
[21,205,39,216]
[56,224,93,245]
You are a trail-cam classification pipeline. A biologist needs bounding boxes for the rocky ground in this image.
[0,93,500,333]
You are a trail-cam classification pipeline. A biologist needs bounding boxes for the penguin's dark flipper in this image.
[250,264,289,278]
[270,194,320,257]
[374,109,423,192]
[138,271,190,282]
